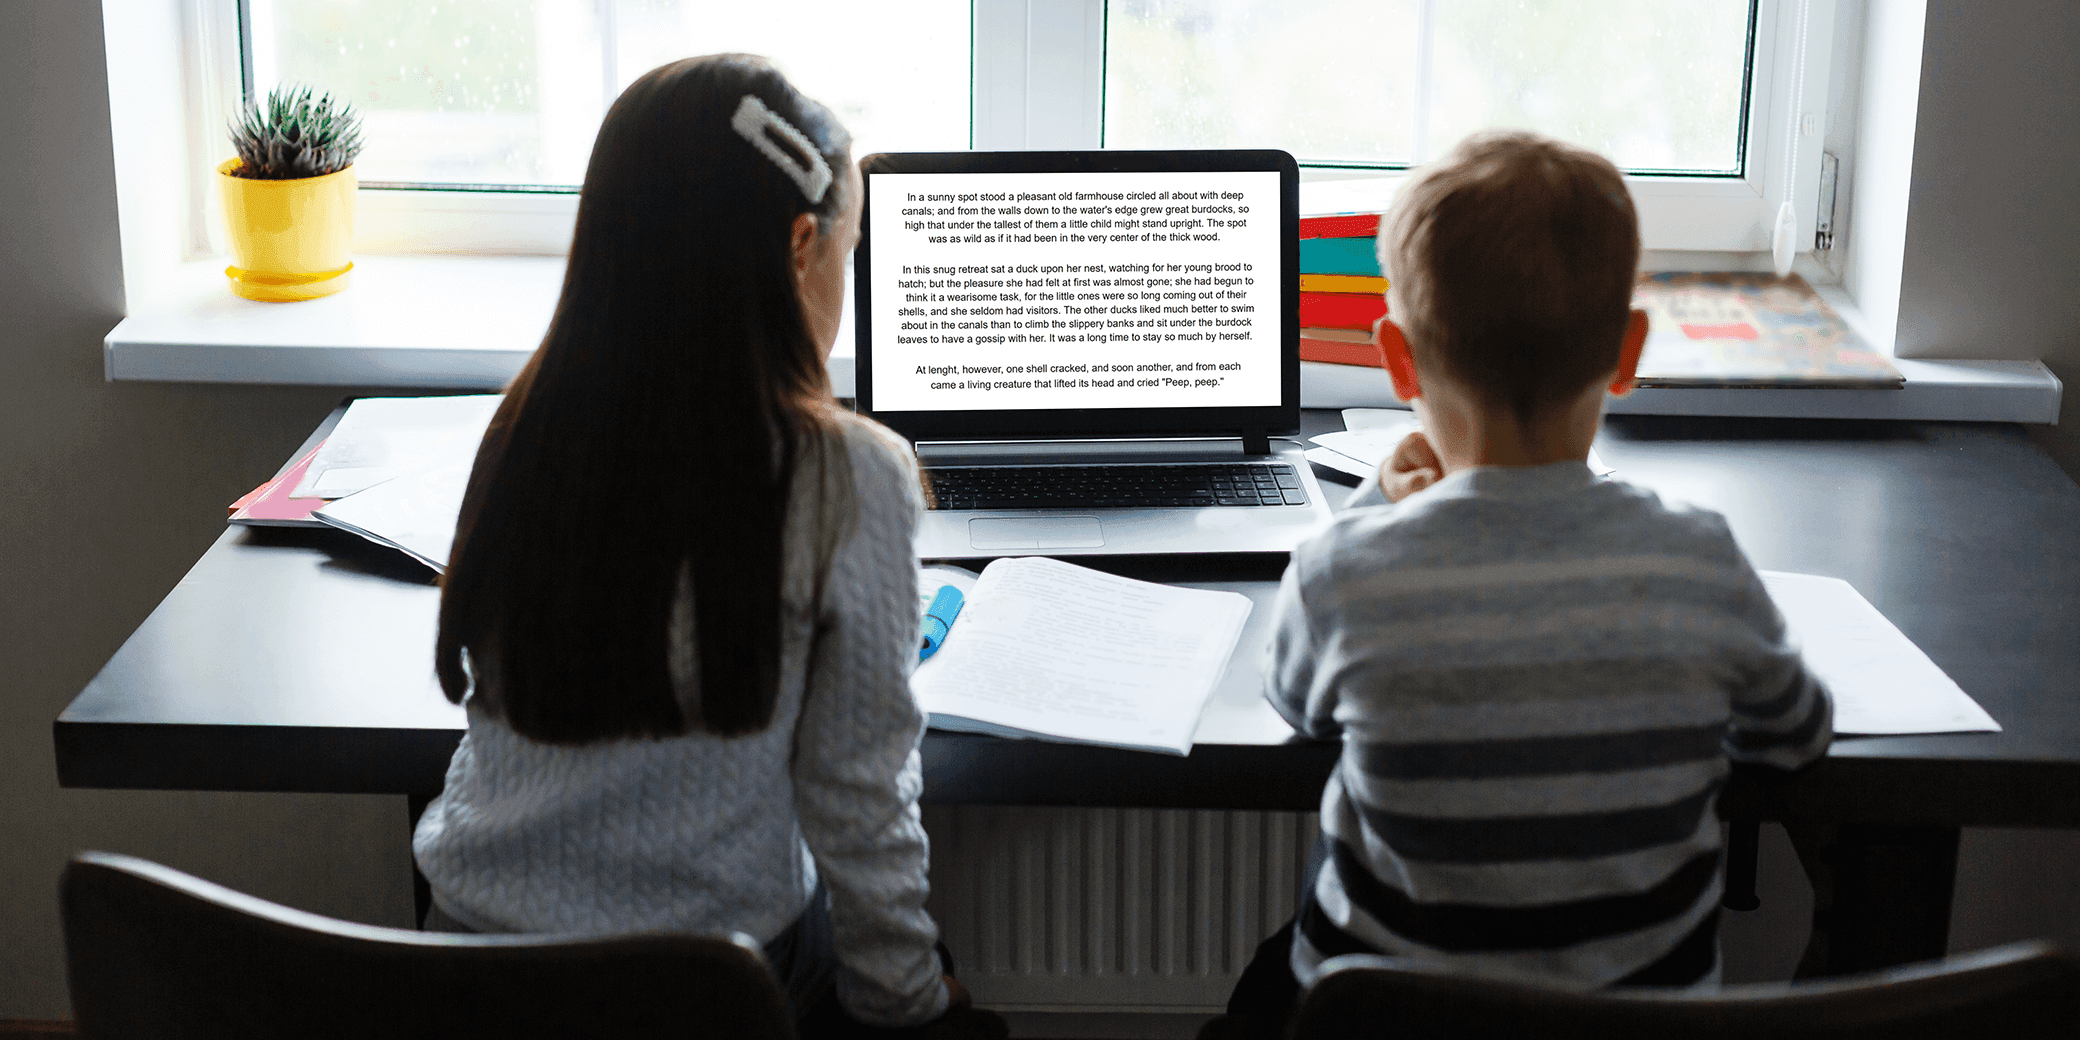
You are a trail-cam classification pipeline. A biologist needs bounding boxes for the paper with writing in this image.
[1760,571,2000,735]
[911,556,1252,756]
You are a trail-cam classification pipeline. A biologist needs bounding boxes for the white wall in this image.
[1838,0,1925,350]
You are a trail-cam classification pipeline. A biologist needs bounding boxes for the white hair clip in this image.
[731,94,833,204]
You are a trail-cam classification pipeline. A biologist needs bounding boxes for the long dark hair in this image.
[435,55,853,744]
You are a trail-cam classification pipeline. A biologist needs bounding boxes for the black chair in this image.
[1289,942,2080,1040]
[59,851,795,1040]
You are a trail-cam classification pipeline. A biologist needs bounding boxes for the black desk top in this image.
[54,411,2080,827]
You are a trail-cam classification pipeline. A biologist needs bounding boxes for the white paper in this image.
[1304,446,1380,481]
[911,556,1252,755]
[1760,571,2000,735]
[312,462,472,572]
[1312,423,1422,465]
[293,395,501,499]
[1312,421,1613,477]
[1341,407,1414,430]
[918,565,979,612]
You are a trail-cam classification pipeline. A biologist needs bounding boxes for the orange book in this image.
[1299,274,1387,294]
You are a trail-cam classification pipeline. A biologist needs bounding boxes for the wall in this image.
[1887,0,2080,960]
[0,3,414,1018]
[1891,1,2080,480]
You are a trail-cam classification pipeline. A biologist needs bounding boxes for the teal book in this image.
[1300,236,1381,277]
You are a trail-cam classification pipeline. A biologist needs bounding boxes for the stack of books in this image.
[1298,212,1388,368]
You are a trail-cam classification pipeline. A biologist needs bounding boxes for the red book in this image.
[1300,335,1382,368]
[228,443,328,527]
[1300,212,1382,239]
[1300,291,1388,330]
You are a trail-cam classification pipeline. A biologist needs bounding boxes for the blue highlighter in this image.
[919,584,965,660]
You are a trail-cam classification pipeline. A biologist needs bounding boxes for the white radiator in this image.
[921,806,1322,1012]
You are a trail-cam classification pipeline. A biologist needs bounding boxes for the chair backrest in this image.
[1290,943,2080,1040]
[60,851,796,1040]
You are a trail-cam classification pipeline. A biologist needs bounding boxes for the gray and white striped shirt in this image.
[1268,461,1830,988]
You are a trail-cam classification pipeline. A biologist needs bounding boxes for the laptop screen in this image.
[854,150,1299,442]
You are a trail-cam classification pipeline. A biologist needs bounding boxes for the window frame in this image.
[191,0,1842,258]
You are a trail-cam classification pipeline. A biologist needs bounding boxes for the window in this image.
[244,0,970,189]
[1105,0,1755,176]
[204,0,1837,254]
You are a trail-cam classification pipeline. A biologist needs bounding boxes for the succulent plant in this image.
[226,84,365,180]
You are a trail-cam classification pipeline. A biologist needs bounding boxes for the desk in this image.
[55,410,2080,973]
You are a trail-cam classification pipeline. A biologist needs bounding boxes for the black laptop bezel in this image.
[853,149,1300,443]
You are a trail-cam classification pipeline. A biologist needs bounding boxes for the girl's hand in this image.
[1383,429,1444,503]
[943,975,971,1009]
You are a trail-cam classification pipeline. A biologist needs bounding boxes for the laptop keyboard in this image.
[924,463,1306,510]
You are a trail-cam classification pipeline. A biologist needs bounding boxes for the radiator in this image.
[920,806,1322,1012]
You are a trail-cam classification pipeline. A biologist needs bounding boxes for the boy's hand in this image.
[1383,429,1444,503]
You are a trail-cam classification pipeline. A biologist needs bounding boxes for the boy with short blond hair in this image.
[1207,131,1831,1038]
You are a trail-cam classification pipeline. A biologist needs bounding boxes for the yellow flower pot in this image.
[216,158,356,301]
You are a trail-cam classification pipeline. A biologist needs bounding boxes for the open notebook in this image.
[912,556,1252,755]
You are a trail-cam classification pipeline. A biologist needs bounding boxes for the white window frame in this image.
[989,0,1841,256]
[183,0,1839,258]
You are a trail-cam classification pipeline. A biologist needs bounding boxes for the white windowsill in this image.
[106,253,2061,424]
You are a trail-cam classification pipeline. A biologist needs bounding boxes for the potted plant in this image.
[218,85,365,301]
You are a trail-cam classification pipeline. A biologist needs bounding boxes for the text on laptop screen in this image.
[867,169,1283,413]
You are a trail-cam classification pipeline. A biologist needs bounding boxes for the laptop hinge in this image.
[1240,426,1271,457]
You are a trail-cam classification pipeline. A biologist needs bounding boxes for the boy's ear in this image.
[1375,317,1421,401]
[1609,308,1648,396]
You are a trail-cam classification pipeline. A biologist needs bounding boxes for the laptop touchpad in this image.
[968,516,1105,550]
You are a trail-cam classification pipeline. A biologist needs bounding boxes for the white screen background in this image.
[867,170,1282,413]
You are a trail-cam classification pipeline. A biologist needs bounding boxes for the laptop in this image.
[854,148,1337,559]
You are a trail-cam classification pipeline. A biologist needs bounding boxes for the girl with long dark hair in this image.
[412,55,979,1034]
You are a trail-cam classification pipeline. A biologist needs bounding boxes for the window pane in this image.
[253,0,585,185]
[613,1,969,162]
[1106,0,1753,174]
[1105,0,1422,164]
[250,0,968,189]
[1427,0,1751,173]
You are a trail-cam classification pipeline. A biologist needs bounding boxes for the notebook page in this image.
[911,556,1252,755]
[1760,571,2000,735]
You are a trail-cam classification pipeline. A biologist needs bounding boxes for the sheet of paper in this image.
[293,395,500,499]
[918,565,978,612]
[1759,571,2000,735]
[312,462,472,572]
[1312,423,1421,464]
[911,556,1252,755]
[1341,407,1414,430]
[1304,446,1379,481]
[1313,422,1614,477]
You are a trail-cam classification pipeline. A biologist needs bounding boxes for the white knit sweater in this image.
[412,413,948,1027]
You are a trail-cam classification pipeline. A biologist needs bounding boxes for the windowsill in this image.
[105,253,2062,423]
